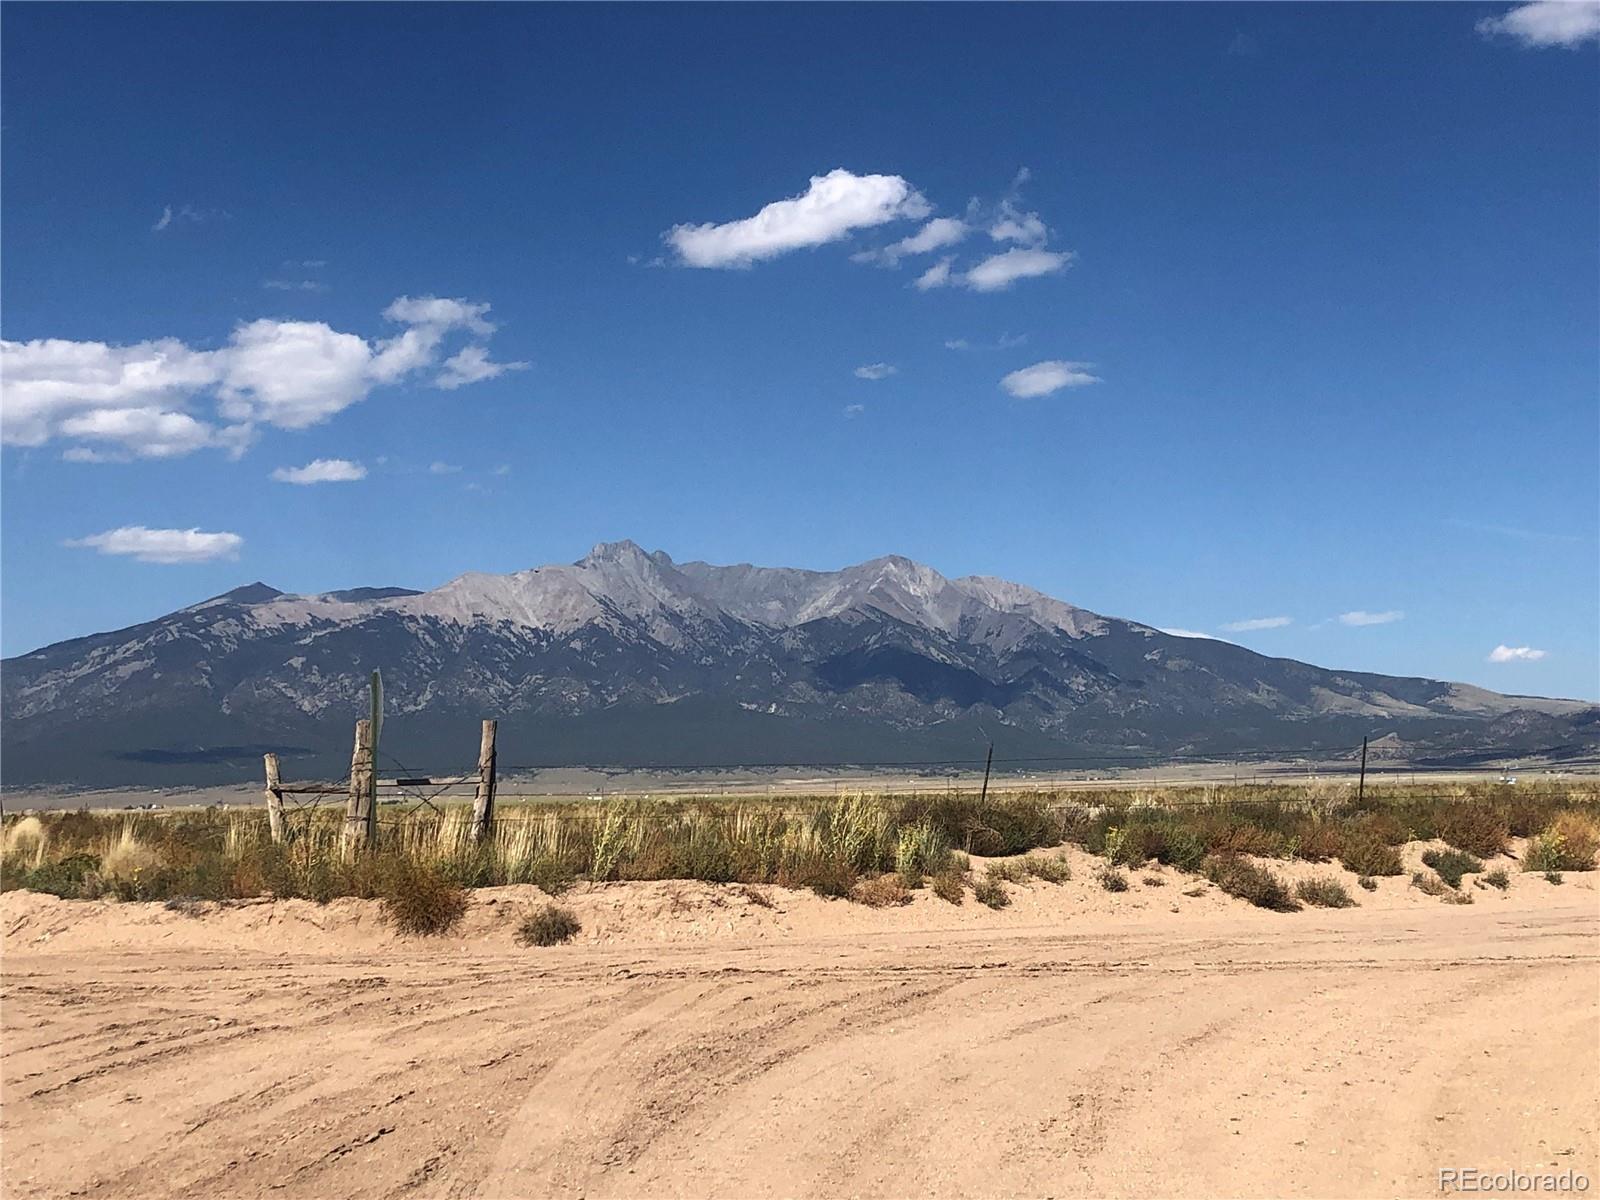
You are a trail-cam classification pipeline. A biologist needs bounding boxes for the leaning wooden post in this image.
[263,753,285,844]
[344,719,375,854]
[472,719,497,843]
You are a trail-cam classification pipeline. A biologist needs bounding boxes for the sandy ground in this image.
[3,855,1598,1200]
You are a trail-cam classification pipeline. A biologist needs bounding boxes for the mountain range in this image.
[3,540,1594,787]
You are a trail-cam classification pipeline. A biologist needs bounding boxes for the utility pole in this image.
[979,742,994,804]
[1358,736,1369,803]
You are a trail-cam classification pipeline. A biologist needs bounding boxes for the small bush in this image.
[1202,854,1299,911]
[1294,876,1355,909]
[516,902,581,946]
[1544,871,1563,885]
[1421,848,1483,889]
[1444,887,1474,905]
[528,856,576,896]
[850,874,911,908]
[1098,866,1129,893]
[737,885,775,908]
[973,875,1009,909]
[1524,812,1600,872]
[1410,871,1451,897]
[930,869,964,904]
[1435,803,1509,858]
[1142,875,1165,887]
[1357,876,1378,891]
[5,852,102,899]
[985,859,1030,884]
[379,862,469,936]
[1024,854,1072,884]
[1338,830,1404,877]
[1481,868,1510,891]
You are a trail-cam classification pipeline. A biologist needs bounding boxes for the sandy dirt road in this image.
[4,885,1598,1200]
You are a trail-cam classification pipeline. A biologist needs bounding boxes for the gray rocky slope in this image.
[4,541,1594,785]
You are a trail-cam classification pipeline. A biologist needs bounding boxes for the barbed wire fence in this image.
[247,715,1598,851]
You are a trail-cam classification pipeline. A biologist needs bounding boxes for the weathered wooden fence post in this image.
[263,752,285,844]
[472,719,497,842]
[344,719,376,854]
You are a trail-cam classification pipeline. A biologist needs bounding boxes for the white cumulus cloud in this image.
[1477,1,1600,47]
[665,169,930,268]
[1338,610,1404,627]
[65,525,243,564]
[1220,616,1293,632]
[999,360,1101,399]
[1,295,519,461]
[1488,644,1548,662]
[853,363,897,381]
[271,458,367,484]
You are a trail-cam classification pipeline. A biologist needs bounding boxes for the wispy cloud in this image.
[2,294,518,461]
[852,217,970,267]
[1160,627,1218,640]
[435,344,529,390]
[1477,1,1600,47]
[842,403,865,419]
[271,458,366,484]
[963,247,1074,292]
[263,279,329,293]
[1338,610,1404,627]
[65,525,242,564]
[151,204,227,233]
[999,360,1101,399]
[1220,616,1292,632]
[1445,518,1584,544]
[428,461,462,475]
[945,332,1028,352]
[1488,644,1548,662]
[853,362,897,381]
[665,169,930,268]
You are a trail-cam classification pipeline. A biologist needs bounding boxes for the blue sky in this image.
[3,2,1596,699]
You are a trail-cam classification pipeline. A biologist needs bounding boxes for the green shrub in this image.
[1294,876,1356,908]
[986,859,1030,884]
[1523,812,1600,872]
[379,861,469,936]
[1435,803,1509,858]
[1025,854,1072,884]
[1098,866,1129,893]
[973,875,1009,909]
[1410,871,1450,897]
[850,874,911,907]
[1481,868,1510,890]
[1421,848,1483,889]
[516,902,580,946]
[1357,875,1378,891]
[930,869,964,904]
[1337,830,1404,877]
[1202,854,1299,911]
[1544,871,1563,885]
[5,852,103,899]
